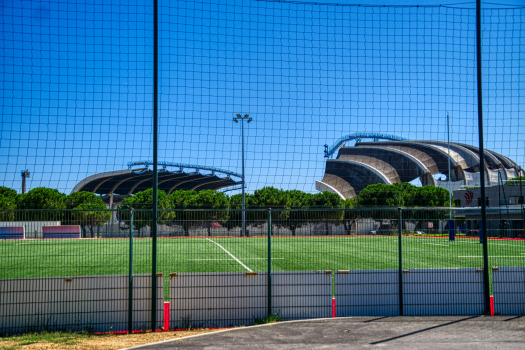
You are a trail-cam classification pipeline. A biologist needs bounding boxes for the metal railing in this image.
[0,207,524,334]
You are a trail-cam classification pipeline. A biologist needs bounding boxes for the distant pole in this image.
[447,112,452,220]
[476,0,491,315]
[21,170,30,194]
[447,112,455,241]
[498,172,502,237]
[519,167,523,211]
[151,0,159,331]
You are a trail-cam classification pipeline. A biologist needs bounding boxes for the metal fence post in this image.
[268,208,272,317]
[151,0,159,331]
[522,208,525,237]
[398,207,403,316]
[128,208,134,334]
[476,0,491,315]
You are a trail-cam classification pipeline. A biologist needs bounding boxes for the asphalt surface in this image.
[127,316,525,349]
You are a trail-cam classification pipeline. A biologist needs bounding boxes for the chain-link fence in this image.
[1,207,524,333]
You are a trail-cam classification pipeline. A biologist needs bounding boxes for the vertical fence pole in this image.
[523,208,525,237]
[267,208,272,317]
[151,0,159,331]
[476,0,491,314]
[398,207,403,316]
[128,208,134,334]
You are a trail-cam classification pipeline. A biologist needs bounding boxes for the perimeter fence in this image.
[2,0,525,337]
[1,207,524,334]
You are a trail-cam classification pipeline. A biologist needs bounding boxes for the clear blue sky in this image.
[1,0,524,195]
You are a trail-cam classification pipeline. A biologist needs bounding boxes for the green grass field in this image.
[1,235,524,298]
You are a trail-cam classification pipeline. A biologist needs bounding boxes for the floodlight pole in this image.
[241,116,246,237]
[234,114,251,237]
[476,0,491,315]
[21,170,30,194]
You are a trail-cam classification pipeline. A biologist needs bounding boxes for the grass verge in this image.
[254,312,283,325]
[0,331,107,349]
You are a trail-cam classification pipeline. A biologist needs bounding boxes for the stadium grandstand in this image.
[72,161,242,198]
[317,134,524,200]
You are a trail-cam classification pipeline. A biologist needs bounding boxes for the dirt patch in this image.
[0,330,218,350]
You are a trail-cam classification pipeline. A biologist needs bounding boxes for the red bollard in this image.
[164,302,170,330]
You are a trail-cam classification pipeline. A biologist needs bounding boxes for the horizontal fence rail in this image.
[0,207,524,334]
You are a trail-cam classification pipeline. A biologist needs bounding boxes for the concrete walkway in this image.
[126,316,525,349]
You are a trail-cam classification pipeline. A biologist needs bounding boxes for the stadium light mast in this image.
[233,114,252,237]
[21,170,30,194]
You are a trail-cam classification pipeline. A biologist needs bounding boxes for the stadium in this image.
[317,134,524,200]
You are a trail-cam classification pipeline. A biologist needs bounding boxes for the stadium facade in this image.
[317,140,524,200]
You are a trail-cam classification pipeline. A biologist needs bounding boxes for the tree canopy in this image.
[168,190,230,236]
[0,186,17,200]
[355,183,452,208]
[119,188,174,234]
[64,191,112,237]
[16,187,66,221]
[0,182,453,235]
[0,186,17,221]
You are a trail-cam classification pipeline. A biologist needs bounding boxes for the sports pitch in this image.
[1,236,523,279]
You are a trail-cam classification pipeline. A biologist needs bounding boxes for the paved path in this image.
[127,316,525,349]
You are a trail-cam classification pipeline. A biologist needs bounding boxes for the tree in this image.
[0,186,18,221]
[342,198,358,235]
[250,187,343,236]
[408,185,453,230]
[64,191,111,238]
[0,186,17,199]
[280,190,315,236]
[222,193,258,236]
[253,187,288,208]
[356,183,452,208]
[311,191,344,235]
[265,190,316,236]
[16,187,66,221]
[194,190,230,237]
[0,195,17,222]
[355,183,453,232]
[252,187,289,235]
[412,186,451,207]
[168,190,230,237]
[119,189,174,236]
[356,183,416,207]
[167,190,198,236]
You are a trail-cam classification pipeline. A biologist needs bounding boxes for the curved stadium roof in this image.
[72,162,242,195]
[317,139,523,200]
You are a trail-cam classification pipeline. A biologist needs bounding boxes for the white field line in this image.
[205,238,253,272]
[421,243,449,246]
[189,258,284,261]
